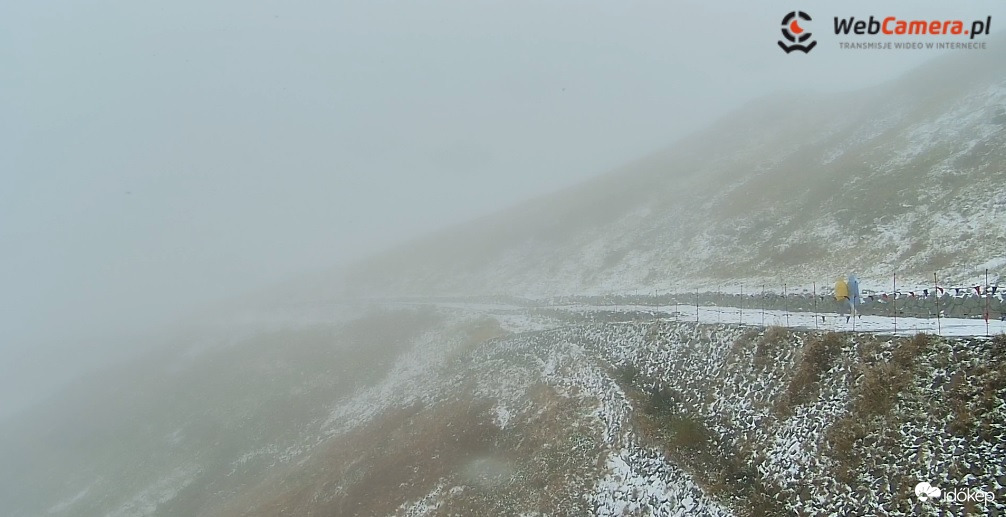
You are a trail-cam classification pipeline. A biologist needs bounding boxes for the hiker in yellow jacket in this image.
[835,277,853,323]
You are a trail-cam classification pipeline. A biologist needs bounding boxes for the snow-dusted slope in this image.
[7,44,1006,517]
[332,47,1005,299]
[8,303,1003,516]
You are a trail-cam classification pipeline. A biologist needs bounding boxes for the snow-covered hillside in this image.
[6,303,1003,516]
[5,41,1005,517]
[327,46,1006,299]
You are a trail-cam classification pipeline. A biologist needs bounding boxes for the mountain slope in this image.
[6,43,1006,517]
[338,47,1006,298]
[7,304,1004,516]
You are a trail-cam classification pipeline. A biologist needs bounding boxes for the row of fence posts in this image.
[661,269,997,337]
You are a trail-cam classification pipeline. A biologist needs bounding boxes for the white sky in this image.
[2,0,1005,415]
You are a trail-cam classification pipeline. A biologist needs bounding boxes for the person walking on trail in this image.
[834,274,862,324]
[847,274,861,323]
[835,277,852,323]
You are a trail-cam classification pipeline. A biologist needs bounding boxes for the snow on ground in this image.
[891,80,1006,166]
[322,322,468,436]
[391,318,736,515]
[399,482,449,517]
[46,484,94,515]
[578,318,1005,514]
[529,335,729,515]
[679,304,1006,337]
[46,296,999,516]
[592,449,731,517]
[329,297,1000,515]
[405,290,1004,339]
[106,465,202,517]
[550,301,1005,338]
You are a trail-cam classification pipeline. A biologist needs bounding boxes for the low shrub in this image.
[754,326,789,369]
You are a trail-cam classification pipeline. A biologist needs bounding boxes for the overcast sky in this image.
[2,0,1004,416]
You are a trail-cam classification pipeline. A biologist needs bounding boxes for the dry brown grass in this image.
[947,398,974,436]
[727,328,761,364]
[220,398,501,517]
[754,326,790,369]
[827,333,931,482]
[464,317,509,346]
[855,334,884,364]
[891,332,930,369]
[943,335,1006,439]
[826,418,867,483]
[613,370,787,517]
[635,389,712,452]
[447,317,510,364]
[851,363,900,418]
[829,331,1005,491]
[777,332,844,414]
[433,383,600,515]
[210,375,602,517]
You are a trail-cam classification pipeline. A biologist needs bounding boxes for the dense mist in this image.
[6,1,1004,415]
[3,1,1006,515]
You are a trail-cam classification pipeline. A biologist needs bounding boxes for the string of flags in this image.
[863,284,1000,301]
[825,275,1004,304]
[755,279,1004,302]
[753,285,1003,300]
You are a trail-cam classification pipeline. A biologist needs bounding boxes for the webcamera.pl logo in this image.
[778,11,817,53]
[915,481,997,506]
[779,10,993,53]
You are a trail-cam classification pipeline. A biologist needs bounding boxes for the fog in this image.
[3,0,1004,416]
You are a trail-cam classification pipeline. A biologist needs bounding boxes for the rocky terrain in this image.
[4,302,1003,516]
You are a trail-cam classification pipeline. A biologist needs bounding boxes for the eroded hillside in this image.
[8,305,1003,516]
